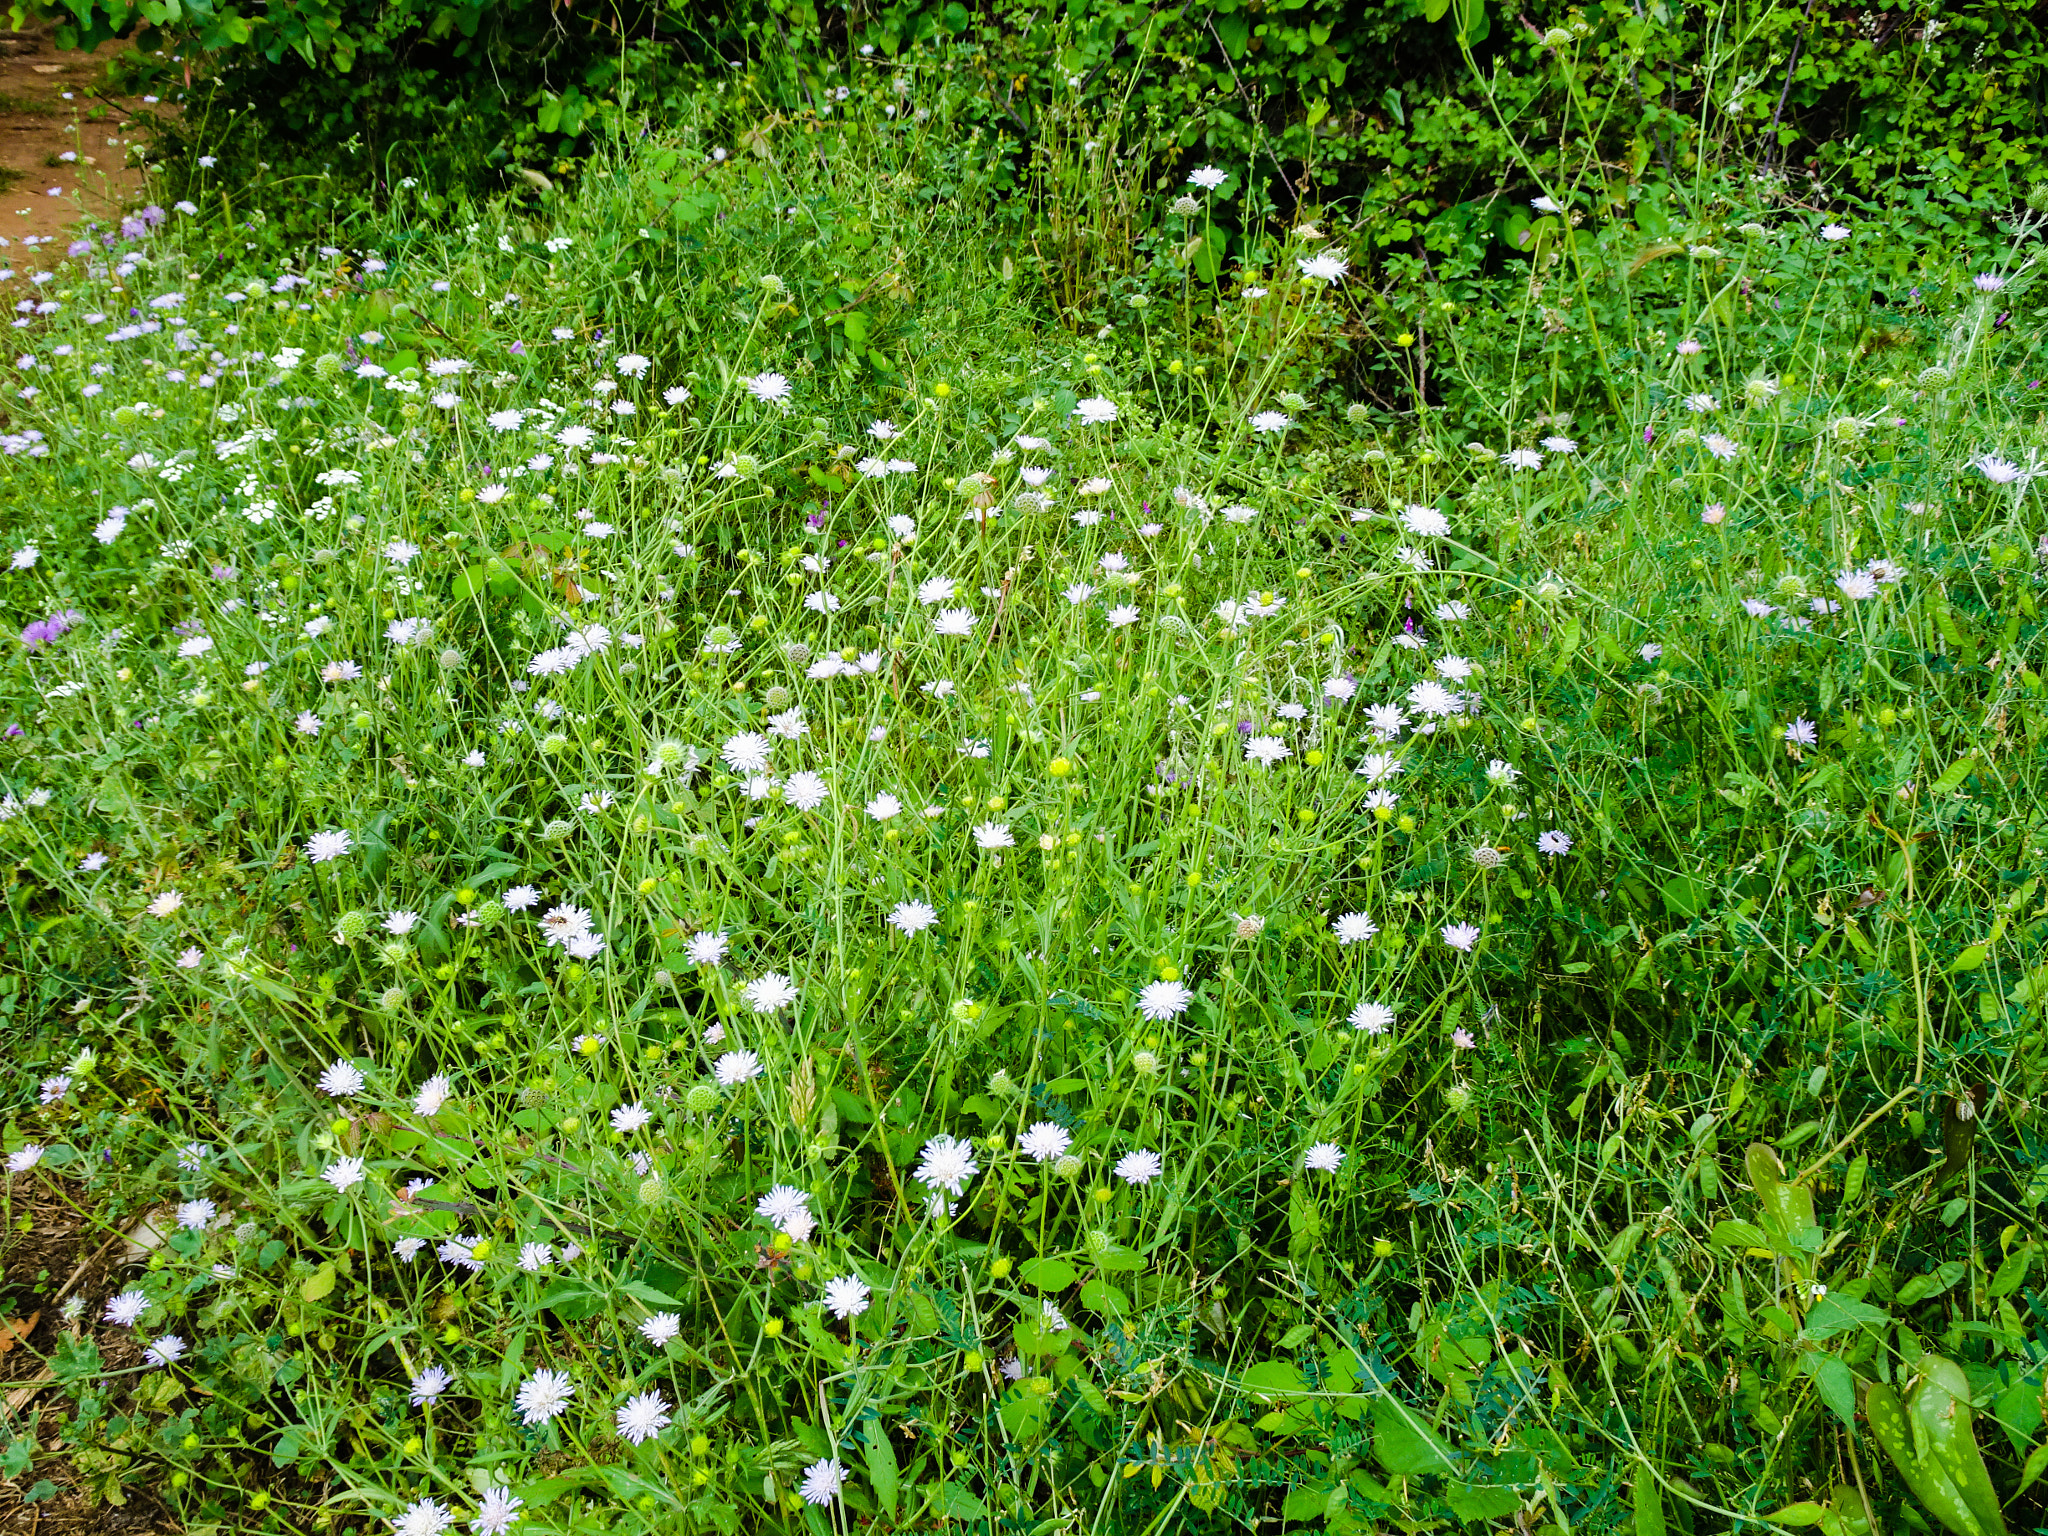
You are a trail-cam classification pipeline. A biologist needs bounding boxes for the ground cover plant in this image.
[2,84,2048,1536]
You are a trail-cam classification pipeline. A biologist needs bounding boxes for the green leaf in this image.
[619,1280,689,1310]
[937,1481,988,1519]
[594,1465,680,1509]
[829,1087,875,1124]
[1011,1314,1068,1356]
[1019,1257,1076,1291]
[1803,1295,1891,1342]
[300,1262,337,1302]
[2018,1440,2048,1495]
[1078,1277,1127,1315]
[1449,1482,1521,1522]
[862,1420,899,1517]
[515,1469,608,1510]
[1709,1219,1768,1250]
[1634,1466,1667,1536]
[1990,1243,2033,1298]
[1773,1505,1832,1527]
[1929,752,1976,794]
[1808,1354,1858,1427]
[1896,1261,1966,1306]
[1241,1361,1310,1401]
[1949,945,1989,974]
[1284,1484,1333,1522]
[1372,1396,1458,1476]
[998,1385,1054,1440]
[1662,875,1710,919]
[534,1283,607,1321]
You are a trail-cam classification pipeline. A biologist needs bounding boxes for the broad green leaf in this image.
[1990,1243,2033,1298]
[937,1481,988,1518]
[1773,1504,1831,1526]
[1897,1261,1966,1306]
[1806,1354,1858,1426]
[862,1420,899,1517]
[619,1281,688,1310]
[2018,1440,2048,1495]
[998,1385,1053,1440]
[1093,1249,1148,1272]
[1634,1466,1667,1536]
[1241,1361,1309,1401]
[1372,1396,1457,1476]
[1709,1219,1768,1250]
[1078,1277,1127,1315]
[1449,1482,1521,1521]
[1803,1295,1891,1342]
[1929,753,1976,794]
[1662,875,1710,918]
[1019,1257,1076,1291]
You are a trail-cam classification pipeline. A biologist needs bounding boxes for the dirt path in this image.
[0,28,156,257]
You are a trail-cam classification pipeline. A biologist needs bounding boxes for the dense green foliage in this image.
[35,0,2048,318]
[3,88,2048,1533]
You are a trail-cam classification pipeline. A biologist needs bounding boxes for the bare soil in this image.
[0,1172,178,1533]
[0,27,156,255]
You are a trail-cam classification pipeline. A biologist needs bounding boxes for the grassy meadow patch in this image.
[1,120,2047,1536]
